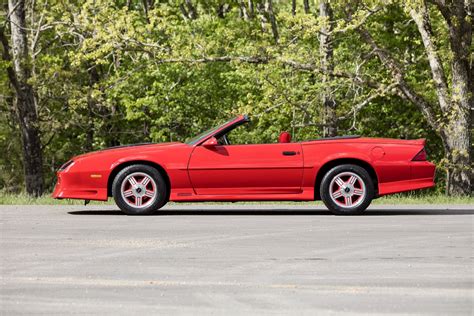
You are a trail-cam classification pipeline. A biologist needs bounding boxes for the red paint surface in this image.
[52,115,435,202]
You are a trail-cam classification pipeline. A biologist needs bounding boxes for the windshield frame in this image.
[185,115,247,146]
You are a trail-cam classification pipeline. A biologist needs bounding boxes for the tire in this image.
[112,164,168,215]
[320,164,374,215]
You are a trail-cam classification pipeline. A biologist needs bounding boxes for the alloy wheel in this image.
[120,172,157,208]
[329,171,366,208]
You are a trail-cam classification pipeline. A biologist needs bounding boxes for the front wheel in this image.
[112,164,167,215]
[320,164,374,215]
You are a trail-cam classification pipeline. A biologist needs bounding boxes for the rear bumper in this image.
[51,172,108,201]
[378,178,435,196]
[378,161,436,196]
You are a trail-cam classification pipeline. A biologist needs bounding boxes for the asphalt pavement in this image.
[1,203,473,315]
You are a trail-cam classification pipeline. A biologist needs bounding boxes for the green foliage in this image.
[0,0,462,193]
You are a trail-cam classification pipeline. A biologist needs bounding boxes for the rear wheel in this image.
[112,164,167,215]
[320,164,374,215]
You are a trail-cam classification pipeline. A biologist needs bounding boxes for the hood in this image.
[73,142,183,160]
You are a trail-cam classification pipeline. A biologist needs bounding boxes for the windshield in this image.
[186,117,239,145]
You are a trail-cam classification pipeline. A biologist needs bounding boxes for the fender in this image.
[301,143,376,189]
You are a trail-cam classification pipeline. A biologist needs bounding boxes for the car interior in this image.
[217,126,292,146]
[278,132,291,143]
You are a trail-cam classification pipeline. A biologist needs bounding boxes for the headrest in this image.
[278,131,292,143]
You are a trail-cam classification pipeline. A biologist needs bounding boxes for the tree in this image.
[319,0,337,137]
[356,0,472,195]
[409,0,472,195]
[0,0,470,197]
[1,0,43,196]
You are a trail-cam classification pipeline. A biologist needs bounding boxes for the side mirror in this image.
[202,137,218,147]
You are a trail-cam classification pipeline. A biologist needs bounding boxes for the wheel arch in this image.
[314,158,378,200]
[107,160,171,201]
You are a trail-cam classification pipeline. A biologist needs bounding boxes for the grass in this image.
[372,193,474,205]
[0,192,472,205]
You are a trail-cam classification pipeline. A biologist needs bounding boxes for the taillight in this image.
[412,148,427,161]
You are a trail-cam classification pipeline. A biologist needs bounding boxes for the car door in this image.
[187,143,303,195]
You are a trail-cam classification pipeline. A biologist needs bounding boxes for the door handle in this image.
[282,151,297,156]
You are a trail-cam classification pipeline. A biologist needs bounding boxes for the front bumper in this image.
[52,172,108,201]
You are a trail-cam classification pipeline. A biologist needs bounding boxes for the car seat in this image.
[278,131,292,143]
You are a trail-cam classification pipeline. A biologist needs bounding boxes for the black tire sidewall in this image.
[320,164,374,215]
[112,165,167,215]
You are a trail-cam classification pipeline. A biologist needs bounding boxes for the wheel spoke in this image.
[332,189,343,199]
[144,190,154,198]
[329,171,367,209]
[334,177,345,188]
[141,176,150,186]
[348,175,357,185]
[344,196,352,206]
[121,172,159,208]
[123,190,134,198]
[128,176,138,186]
[135,196,142,206]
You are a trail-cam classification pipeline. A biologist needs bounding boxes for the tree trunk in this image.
[265,0,279,43]
[84,66,100,152]
[319,0,337,137]
[442,0,473,195]
[4,0,44,196]
[85,95,94,152]
[443,118,472,196]
[142,0,149,21]
[239,2,248,19]
[179,2,197,20]
[217,3,230,18]
[303,0,310,14]
[248,0,254,17]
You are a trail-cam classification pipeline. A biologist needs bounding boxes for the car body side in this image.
[52,138,435,202]
[300,138,435,198]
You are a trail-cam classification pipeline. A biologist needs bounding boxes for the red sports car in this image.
[52,115,435,215]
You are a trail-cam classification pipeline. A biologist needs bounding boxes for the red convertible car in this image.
[53,115,435,215]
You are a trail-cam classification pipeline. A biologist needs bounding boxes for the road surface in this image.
[1,204,473,315]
